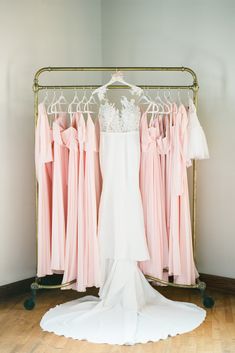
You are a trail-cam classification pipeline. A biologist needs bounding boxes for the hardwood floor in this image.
[0,286,234,353]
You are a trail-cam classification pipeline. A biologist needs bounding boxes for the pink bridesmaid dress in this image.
[155,115,169,273]
[174,104,199,285]
[61,114,79,289]
[94,119,102,215]
[75,113,86,292]
[158,115,166,235]
[139,113,166,280]
[84,114,101,288]
[164,108,173,247]
[168,105,182,278]
[35,103,53,277]
[51,114,68,272]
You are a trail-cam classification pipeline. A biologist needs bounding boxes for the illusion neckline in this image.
[99,96,140,118]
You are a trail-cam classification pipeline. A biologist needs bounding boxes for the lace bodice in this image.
[99,96,141,132]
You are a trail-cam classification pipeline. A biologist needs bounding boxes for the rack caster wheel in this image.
[203,295,215,308]
[197,280,215,308]
[23,282,39,310]
[24,298,35,310]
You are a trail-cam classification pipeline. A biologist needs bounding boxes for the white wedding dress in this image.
[40,96,206,345]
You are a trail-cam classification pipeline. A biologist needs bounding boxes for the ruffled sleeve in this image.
[186,98,209,160]
[35,103,53,181]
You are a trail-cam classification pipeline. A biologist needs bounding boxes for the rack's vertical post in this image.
[192,84,198,254]
[33,76,39,273]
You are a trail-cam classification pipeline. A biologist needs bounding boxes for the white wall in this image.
[1,0,234,285]
[0,0,102,285]
[101,0,235,278]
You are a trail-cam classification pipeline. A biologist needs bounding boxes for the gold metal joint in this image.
[193,81,199,91]
[33,78,39,93]
[197,280,206,291]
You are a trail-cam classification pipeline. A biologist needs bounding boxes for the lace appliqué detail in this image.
[99,96,141,133]
[97,86,108,101]
[96,85,142,101]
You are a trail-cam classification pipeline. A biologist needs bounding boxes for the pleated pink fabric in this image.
[35,103,53,277]
[75,113,86,291]
[164,108,172,247]
[84,114,101,288]
[171,105,199,285]
[155,115,169,273]
[168,105,182,277]
[139,113,167,280]
[94,119,102,214]
[139,105,199,285]
[51,114,68,272]
[61,115,79,289]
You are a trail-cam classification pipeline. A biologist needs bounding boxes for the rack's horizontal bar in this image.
[145,275,205,289]
[31,279,76,290]
[31,276,205,290]
[35,84,197,91]
[34,66,198,94]
[35,66,197,82]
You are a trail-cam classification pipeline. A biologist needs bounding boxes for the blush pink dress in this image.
[168,106,182,278]
[164,108,173,247]
[173,105,199,284]
[169,105,198,284]
[61,115,79,289]
[75,113,86,292]
[35,103,53,277]
[154,115,169,274]
[51,114,68,272]
[139,113,167,280]
[94,119,102,215]
[84,114,101,288]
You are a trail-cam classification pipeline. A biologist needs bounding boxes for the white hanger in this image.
[177,89,182,105]
[42,90,49,105]
[76,89,88,113]
[138,89,163,118]
[87,92,97,106]
[92,70,143,100]
[164,90,172,104]
[138,91,162,123]
[138,92,152,106]
[146,102,160,126]
[83,91,97,115]
[187,90,193,104]
[155,90,171,114]
[51,89,68,114]
[163,90,173,113]
[144,100,159,115]
[164,89,171,101]
[47,91,57,115]
[68,89,80,124]
[138,88,153,105]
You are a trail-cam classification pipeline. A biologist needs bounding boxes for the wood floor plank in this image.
[0,288,235,353]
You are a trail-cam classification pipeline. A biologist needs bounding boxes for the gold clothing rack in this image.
[24,66,214,310]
